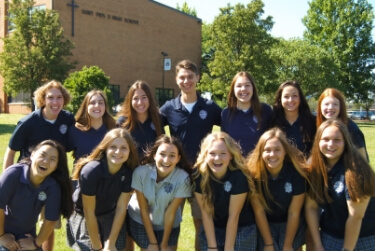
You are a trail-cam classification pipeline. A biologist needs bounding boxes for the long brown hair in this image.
[308,119,375,204]
[118,80,163,136]
[316,88,348,128]
[74,90,116,131]
[227,71,263,129]
[246,128,308,212]
[193,132,255,216]
[271,81,316,146]
[72,128,138,180]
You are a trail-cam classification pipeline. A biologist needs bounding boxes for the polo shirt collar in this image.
[236,106,254,114]
[100,158,126,178]
[267,160,291,180]
[175,92,203,110]
[150,164,177,183]
[328,157,344,176]
[20,164,56,190]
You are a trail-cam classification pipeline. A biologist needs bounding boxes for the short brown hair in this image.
[33,80,71,108]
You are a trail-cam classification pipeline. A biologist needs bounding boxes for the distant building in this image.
[0,0,202,114]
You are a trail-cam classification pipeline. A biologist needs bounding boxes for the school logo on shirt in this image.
[334,175,345,194]
[253,116,258,123]
[38,191,47,201]
[121,175,125,182]
[60,124,68,134]
[224,181,232,192]
[284,182,292,193]
[164,182,173,193]
[150,122,156,131]
[199,110,208,120]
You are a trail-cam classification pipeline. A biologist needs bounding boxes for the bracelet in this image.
[33,239,42,249]
[264,243,274,246]
[207,247,218,250]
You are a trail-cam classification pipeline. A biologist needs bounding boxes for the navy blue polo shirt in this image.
[8,109,74,161]
[195,169,254,228]
[319,158,375,238]
[117,116,163,158]
[73,159,133,216]
[262,161,305,223]
[347,119,369,160]
[0,164,61,239]
[276,116,316,156]
[67,124,108,161]
[160,94,222,163]
[221,103,272,156]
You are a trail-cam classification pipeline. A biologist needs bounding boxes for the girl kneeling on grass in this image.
[194,132,257,251]
[67,128,138,251]
[0,140,73,251]
[127,135,192,251]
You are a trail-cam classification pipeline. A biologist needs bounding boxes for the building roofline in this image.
[149,0,202,23]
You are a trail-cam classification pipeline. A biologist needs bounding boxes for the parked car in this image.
[370,112,375,121]
[351,111,367,120]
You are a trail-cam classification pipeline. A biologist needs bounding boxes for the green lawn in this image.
[0,114,374,250]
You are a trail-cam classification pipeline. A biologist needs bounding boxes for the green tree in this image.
[303,0,375,102]
[64,66,113,114]
[176,2,197,17]
[201,0,277,103]
[271,38,339,97]
[0,0,76,106]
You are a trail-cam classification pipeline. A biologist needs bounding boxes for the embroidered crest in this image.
[38,191,47,201]
[59,124,68,134]
[284,182,292,193]
[121,176,125,182]
[164,182,173,193]
[223,181,232,192]
[334,176,345,194]
[150,122,156,131]
[199,110,208,120]
[252,115,258,123]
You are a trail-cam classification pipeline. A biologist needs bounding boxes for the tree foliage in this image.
[199,0,277,103]
[64,66,113,114]
[303,0,375,102]
[271,38,339,98]
[0,0,76,103]
[176,2,198,17]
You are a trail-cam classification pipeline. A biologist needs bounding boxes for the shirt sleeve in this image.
[121,166,133,193]
[131,166,145,192]
[8,118,31,151]
[0,168,19,209]
[174,173,192,198]
[80,162,101,196]
[292,169,306,196]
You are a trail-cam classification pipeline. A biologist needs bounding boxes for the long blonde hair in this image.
[72,128,138,180]
[247,127,308,212]
[193,132,255,216]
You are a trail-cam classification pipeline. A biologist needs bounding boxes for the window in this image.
[8,4,46,32]
[156,88,174,106]
[8,91,31,103]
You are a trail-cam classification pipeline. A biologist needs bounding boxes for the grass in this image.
[0,114,374,250]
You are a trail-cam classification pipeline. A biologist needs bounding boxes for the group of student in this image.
[0,59,374,251]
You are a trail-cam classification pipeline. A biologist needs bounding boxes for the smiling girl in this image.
[305,119,375,251]
[194,132,257,251]
[117,81,163,159]
[247,128,308,251]
[221,72,272,156]
[0,140,73,251]
[67,128,138,251]
[127,135,192,251]
[68,90,116,162]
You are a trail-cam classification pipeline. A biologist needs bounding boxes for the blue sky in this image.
[156,0,375,39]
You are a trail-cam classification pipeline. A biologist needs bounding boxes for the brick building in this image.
[0,0,202,114]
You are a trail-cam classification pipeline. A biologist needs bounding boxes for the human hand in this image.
[0,233,19,251]
[103,239,117,251]
[147,243,159,251]
[263,244,275,251]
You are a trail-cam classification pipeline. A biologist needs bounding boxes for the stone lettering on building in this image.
[81,9,139,25]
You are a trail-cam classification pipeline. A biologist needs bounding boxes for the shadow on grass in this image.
[0,124,17,135]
